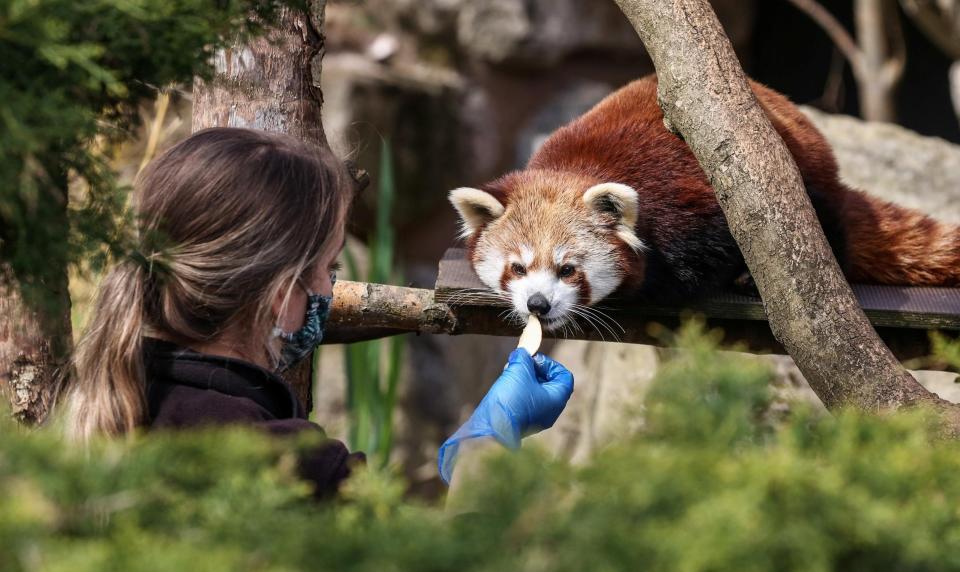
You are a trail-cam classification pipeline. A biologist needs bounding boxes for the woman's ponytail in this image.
[64,260,148,441]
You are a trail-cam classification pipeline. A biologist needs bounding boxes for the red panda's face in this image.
[449,174,642,331]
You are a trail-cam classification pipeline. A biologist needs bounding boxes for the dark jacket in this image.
[143,337,363,498]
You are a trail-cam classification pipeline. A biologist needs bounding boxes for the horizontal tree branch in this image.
[323,281,953,366]
[327,281,455,334]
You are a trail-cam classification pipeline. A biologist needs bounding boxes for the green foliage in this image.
[342,139,403,467]
[8,323,960,570]
[0,0,295,307]
[931,331,960,371]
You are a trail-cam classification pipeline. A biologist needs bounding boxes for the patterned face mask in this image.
[272,274,335,372]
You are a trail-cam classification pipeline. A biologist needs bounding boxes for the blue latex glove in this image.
[438,348,574,484]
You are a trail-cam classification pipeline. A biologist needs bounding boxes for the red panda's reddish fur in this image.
[504,75,960,291]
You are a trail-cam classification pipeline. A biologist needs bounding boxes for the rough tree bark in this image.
[0,168,73,425]
[192,4,329,148]
[192,2,330,411]
[611,0,960,431]
[0,282,71,424]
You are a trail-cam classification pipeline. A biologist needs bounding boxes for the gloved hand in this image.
[438,348,574,484]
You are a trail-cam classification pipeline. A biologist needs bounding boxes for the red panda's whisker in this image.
[576,305,626,334]
[503,309,526,327]
[567,315,583,334]
[555,316,577,340]
[574,303,622,331]
[564,307,593,332]
[445,289,511,307]
[566,307,612,342]
[554,314,577,339]
[571,304,623,342]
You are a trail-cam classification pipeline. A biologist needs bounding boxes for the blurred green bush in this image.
[6,323,960,571]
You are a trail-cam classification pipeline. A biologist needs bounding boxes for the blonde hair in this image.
[61,128,351,441]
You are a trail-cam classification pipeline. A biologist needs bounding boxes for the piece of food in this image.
[517,315,542,355]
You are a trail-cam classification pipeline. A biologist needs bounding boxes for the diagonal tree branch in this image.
[610,0,960,434]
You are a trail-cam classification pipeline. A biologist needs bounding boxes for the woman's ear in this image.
[583,182,644,251]
[271,282,288,327]
[448,187,505,239]
[271,277,306,332]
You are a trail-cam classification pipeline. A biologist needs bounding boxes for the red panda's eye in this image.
[511,262,526,276]
[558,264,576,278]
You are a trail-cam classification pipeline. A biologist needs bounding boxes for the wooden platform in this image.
[435,248,960,360]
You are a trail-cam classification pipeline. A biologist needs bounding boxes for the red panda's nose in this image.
[527,293,551,316]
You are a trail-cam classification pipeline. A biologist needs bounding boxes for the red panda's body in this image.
[449,75,960,329]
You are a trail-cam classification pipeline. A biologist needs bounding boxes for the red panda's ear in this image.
[583,183,644,251]
[449,187,505,239]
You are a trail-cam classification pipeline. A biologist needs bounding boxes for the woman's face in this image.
[273,224,345,333]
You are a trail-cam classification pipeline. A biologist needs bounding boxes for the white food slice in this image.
[517,315,542,355]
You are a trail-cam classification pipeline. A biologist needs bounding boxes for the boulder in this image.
[803,106,960,224]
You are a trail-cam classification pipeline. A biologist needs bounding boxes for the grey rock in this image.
[803,106,960,224]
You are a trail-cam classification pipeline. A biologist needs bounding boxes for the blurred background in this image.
[81,0,960,492]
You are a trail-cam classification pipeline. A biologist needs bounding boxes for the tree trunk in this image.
[611,0,960,432]
[0,284,71,424]
[191,3,329,412]
[0,179,73,424]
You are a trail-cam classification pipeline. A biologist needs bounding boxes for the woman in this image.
[60,127,574,498]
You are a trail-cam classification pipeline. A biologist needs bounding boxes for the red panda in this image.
[449,74,960,332]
